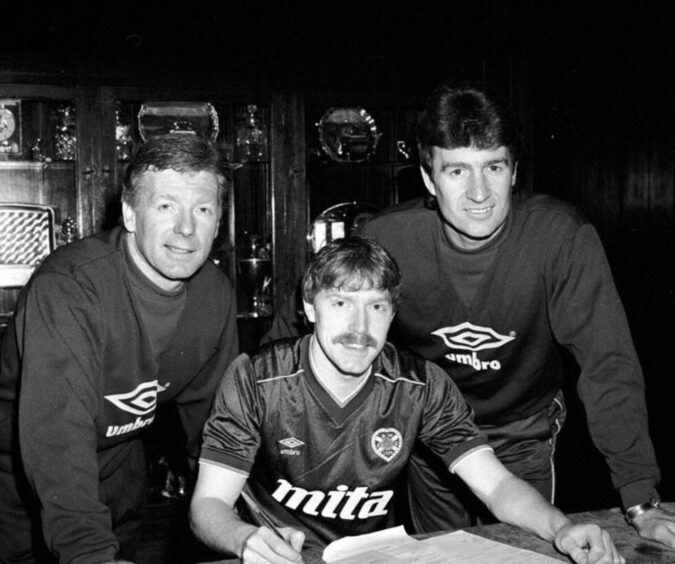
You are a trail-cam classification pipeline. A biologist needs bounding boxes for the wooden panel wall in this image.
[532,55,675,509]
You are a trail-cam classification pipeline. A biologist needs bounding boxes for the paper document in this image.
[322,526,415,562]
[421,530,562,563]
[322,527,562,563]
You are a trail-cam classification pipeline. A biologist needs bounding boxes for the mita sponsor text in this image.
[272,479,393,520]
[106,415,155,437]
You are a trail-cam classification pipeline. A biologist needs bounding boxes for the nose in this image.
[466,172,489,203]
[349,306,368,334]
[174,208,195,237]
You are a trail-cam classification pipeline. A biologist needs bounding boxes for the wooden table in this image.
[200,502,675,563]
[464,503,675,563]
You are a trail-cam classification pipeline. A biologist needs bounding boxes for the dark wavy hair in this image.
[121,134,227,207]
[417,83,522,173]
[302,236,401,308]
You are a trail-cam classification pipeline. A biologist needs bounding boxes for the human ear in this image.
[121,201,136,233]
[303,300,316,323]
[419,165,437,197]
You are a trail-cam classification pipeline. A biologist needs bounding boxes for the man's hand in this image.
[632,507,675,549]
[240,525,305,563]
[554,523,625,564]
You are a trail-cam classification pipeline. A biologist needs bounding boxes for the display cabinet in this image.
[306,104,425,225]
[0,79,307,350]
[0,86,83,238]
[111,96,273,317]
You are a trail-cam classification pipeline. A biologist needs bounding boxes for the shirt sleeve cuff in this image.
[69,546,118,564]
[618,478,659,510]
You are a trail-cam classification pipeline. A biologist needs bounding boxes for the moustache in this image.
[334,333,378,348]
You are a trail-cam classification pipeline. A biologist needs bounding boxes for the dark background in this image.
[3,0,675,515]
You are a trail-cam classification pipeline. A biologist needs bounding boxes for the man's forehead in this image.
[318,285,392,300]
[138,169,220,193]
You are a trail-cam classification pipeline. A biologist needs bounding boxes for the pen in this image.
[240,490,287,542]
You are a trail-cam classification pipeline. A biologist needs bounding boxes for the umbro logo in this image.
[279,437,304,456]
[104,381,160,416]
[432,322,515,372]
[432,322,515,352]
[279,437,305,448]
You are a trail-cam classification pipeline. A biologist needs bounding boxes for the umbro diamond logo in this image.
[279,437,305,456]
[432,322,515,351]
[104,381,159,416]
[279,437,305,449]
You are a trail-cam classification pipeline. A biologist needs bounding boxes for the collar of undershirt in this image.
[439,208,512,255]
[122,234,187,300]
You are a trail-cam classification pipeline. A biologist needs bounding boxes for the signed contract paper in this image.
[322,526,562,563]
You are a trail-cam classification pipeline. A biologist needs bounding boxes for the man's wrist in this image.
[625,499,661,526]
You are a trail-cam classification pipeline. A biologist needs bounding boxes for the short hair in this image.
[302,236,401,308]
[417,83,522,173]
[121,134,227,207]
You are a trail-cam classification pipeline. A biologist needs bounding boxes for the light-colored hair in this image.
[302,236,401,308]
[121,134,227,207]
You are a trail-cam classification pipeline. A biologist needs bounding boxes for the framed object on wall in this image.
[0,100,22,158]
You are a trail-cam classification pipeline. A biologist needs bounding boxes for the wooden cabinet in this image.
[0,78,308,350]
[0,56,531,346]
[0,86,81,237]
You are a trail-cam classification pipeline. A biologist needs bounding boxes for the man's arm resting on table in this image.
[453,449,624,564]
[189,462,304,562]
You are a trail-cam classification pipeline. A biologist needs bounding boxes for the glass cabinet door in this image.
[113,98,272,321]
[0,85,275,338]
[0,89,80,243]
[0,86,80,326]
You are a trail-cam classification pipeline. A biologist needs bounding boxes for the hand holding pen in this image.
[239,490,305,563]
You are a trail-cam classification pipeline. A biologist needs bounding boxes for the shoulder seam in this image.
[258,369,303,384]
[373,372,425,386]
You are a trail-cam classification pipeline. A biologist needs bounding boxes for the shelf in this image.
[0,160,75,171]
[236,312,273,320]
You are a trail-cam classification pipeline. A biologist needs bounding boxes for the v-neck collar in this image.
[300,336,377,425]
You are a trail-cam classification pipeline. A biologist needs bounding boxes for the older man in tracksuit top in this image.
[0,134,239,563]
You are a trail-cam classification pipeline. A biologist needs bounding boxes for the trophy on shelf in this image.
[115,104,133,161]
[53,105,77,161]
[237,232,273,317]
[137,102,219,143]
[235,105,268,162]
[316,107,381,163]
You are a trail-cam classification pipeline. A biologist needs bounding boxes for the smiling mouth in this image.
[166,245,195,255]
[465,205,494,216]
[342,343,369,350]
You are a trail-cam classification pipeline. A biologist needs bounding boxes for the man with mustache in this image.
[0,134,239,563]
[190,236,624,564]
[263,83,675,549]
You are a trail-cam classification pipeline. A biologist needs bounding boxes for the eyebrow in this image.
[151,192,217,205]
[441,157,511,171]
[322,290,393,305]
